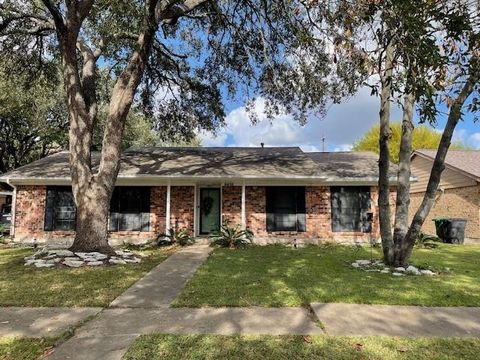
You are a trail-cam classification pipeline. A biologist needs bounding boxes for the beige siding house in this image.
[410,149,480,241]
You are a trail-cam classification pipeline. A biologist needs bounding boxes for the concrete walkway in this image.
[0,307,101,337]
[111,244,213,308]
[312,303,480,337]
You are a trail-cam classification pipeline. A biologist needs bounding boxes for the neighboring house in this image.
[0,147,397,246]
[410,149,480,242]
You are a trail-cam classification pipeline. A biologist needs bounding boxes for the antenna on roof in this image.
[260,142,264,148]
[321,135,326,152]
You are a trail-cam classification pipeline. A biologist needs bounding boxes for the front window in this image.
[109,187,150,232]
[331,186,371,232]
[266,186,306,232]
[44,187,76,231]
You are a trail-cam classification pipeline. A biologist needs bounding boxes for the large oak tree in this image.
[0,1,351,253]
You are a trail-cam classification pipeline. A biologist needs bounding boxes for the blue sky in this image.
[199,87,480,152]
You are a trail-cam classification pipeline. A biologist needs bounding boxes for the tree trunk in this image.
[396,70,479,266]
[69,185,115,254]
[392,93,414,266]
[378,41,395,264]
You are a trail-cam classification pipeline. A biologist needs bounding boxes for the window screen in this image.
[266,187,306,232]
[44,187,76,231]
[331,186,370,232]
[109,187,150,232]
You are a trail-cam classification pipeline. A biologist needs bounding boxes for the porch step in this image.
[194,238,212,245]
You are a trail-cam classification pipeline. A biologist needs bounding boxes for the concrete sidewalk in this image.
[110,244,213,308]
[312,303,480,337]
[0,307,101,338]
[48,307,323,360]
[44,244,480,359]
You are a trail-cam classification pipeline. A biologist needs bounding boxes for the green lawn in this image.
[0,246,175,307]
[0,337,54,360]
[174,244,480,307]
[123,334,480,360]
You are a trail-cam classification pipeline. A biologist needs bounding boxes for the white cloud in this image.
[468,133,480,149]
[199,87,403,151]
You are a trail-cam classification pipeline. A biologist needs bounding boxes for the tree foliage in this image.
[0,56,68,174]
[0,0,354,252]
[352,122,470,163]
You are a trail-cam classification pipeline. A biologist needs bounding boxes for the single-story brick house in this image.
[410,149,480,242]
[0,147,397,246]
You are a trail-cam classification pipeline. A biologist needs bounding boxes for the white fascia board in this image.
[1,174,328,186]
[2,174,415,187]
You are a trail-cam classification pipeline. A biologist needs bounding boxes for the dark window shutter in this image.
[44,189,55,231]
[296,187,306,232]
[331,189,341,232]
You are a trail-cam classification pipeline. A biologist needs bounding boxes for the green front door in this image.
[200,188,221,235]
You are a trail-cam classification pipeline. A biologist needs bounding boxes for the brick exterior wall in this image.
[13,185,168,245]
[244,185,391,244]
[15,186,49,240]
[221,186,242,225]
[170,186,195,233]
[13,184,396,246]
[409,185,480,240]
[245,186,267,235]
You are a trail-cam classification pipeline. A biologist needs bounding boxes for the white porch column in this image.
[241,182,246,230]
[193,184,198,236]
[165,183,171,233]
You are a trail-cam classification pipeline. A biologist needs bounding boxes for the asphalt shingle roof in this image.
[0,147,323,180]
[0,147,396,183]
[413,149,480,180]
[306,151,397,181]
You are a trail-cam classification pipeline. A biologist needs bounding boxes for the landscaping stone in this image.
[406,265,421,275]
[355,260,371,265]
[23,248,143,268]
[109,259,127,265]
[87,261,104,266]
[352,260,437,277]
[34,262,55,268]
[48,249,74,257]
[63,260,85,268]
[420,269,435,276]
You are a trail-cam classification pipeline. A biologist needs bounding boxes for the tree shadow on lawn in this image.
[123,334,480,360]
[0,247,172,307]
[174,244,480,308]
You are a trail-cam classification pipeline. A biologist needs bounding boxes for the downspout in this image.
[6,179,16,239]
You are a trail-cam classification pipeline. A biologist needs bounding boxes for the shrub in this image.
[0,224,5,244]
[209,222,253,249]
[161,228,194,246]
[416,232,442,249]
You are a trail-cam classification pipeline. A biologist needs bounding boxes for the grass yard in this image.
[174,244,480,307]
[0,337,54,360]
[0,246,175,307]
[123,334,480,360]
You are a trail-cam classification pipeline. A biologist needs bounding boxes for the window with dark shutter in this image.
[109,187,150,232]
[266,187,306,232]
[44,187,76,231]
[331,186,371,232]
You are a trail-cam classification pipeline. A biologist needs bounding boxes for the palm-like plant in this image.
[415,232,441,248]
[209,221,253,249]
[160,228,194,246]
